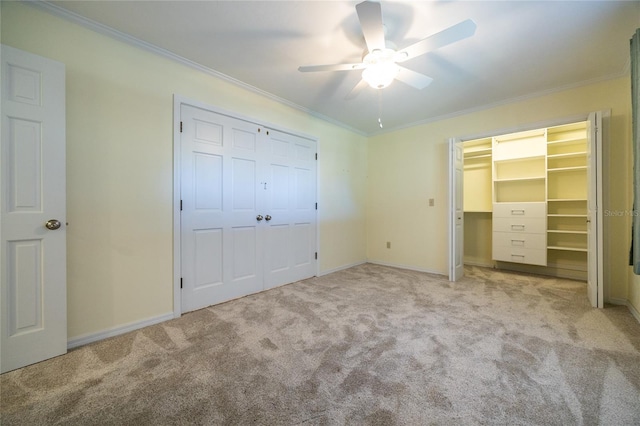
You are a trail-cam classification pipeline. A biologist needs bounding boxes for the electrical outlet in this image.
[386,241,391,249]
[429,198,435,207]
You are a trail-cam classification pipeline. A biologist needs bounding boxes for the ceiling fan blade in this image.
[298,63,365,73]
[395,66,433,90]
[397,19,477,61]
[345,78,369,100]
[355,1,386,53]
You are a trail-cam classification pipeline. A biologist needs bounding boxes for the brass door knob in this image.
[45,219,62,230]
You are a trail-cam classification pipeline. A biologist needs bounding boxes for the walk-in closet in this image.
[463,121,590,280]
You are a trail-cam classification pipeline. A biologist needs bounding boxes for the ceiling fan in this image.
[298,1,477,99]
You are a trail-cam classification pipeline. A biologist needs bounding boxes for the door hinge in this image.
[180,121,183,133]
[315,202,318,210]
[315,153,318,160]
[180,278,183,289]
[315,252,318,260]
[180,200,183,211]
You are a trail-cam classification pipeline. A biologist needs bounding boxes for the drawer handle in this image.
[511,239,525,246]
[511,209,525,215]
[511,225,525,231]
[511,254,525,260]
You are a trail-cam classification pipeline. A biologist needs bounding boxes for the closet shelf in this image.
[547,137,587,145]
[548,198,587,202]
[464,153,492,160]
[464,147,492,157]
[494,155,545,164]
[547,246,588,252]
[547,152,587,159]
[548,214,588,217]
[464,163,491,171]
[494,176,546,182]
[547,166,587,172]
[547,230,587,234]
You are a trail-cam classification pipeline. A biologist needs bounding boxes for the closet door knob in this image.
[256,215,264,222]
[265,215,272,221]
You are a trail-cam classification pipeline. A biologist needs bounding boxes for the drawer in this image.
[493,246,547,266]
[493,232,546,250]
[493,202,546,218]
[493,217,546,234]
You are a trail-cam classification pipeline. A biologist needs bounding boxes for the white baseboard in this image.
[626,301,640,324]
[366,260,446,277]
[318,260,367,276]
[67,312,175,350]
[605,297,640,325]
[464,260,495,268]
[63,277,640,351]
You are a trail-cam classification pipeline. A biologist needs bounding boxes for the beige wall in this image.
[1,2,368,340]
[3,2,638,342]
[367,77,633,308]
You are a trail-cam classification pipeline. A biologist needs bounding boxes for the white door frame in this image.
[172,95,319,317]
[448,113,607,304]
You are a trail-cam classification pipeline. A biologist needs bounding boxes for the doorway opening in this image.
[449,112,606,308]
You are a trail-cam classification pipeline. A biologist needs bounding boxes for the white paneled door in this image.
[1,45,67,373]
[587,111,604,308]
[263,129,316,290]
[180,105,316,313]
[449,138,464,281]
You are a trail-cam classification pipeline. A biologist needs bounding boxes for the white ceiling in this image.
[46,1,640,135]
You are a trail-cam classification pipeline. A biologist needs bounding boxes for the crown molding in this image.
[27,0,366,137]
[25,0,631,139]
[370,69,630,137]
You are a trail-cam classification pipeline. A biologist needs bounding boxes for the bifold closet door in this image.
[180,105,317,313]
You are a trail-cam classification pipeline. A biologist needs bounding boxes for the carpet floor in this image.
[1,264,639,425]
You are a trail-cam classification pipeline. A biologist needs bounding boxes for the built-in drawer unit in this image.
[493,246,547,266]
[492,232,546,250]
[492,202,547,266]
[493,217,546,234]
[493,202,546,218]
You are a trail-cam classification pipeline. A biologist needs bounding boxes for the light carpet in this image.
[2,264,640,425]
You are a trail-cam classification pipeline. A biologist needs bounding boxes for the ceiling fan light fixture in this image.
[362,48,399,89]
[362,62,399,89]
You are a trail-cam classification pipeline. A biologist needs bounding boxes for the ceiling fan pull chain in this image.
[378,90,384,128]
